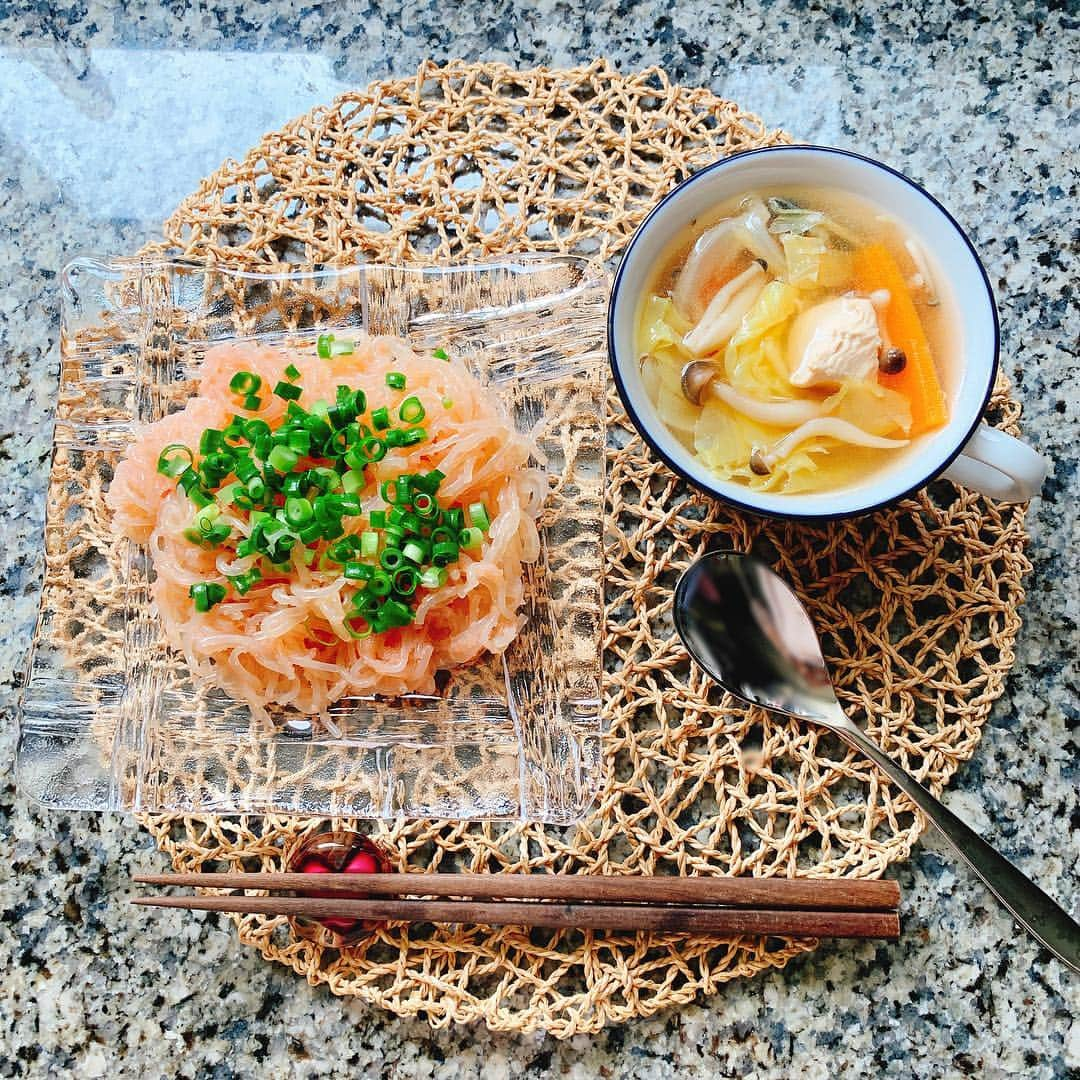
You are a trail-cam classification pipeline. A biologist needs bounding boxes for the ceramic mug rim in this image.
[607,144,1000,521]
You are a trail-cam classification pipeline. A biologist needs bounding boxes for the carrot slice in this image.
[853,243,948,434]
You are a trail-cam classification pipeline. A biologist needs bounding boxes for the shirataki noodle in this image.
[107,337,545,715]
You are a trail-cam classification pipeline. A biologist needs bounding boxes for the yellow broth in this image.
[635,186,957,496]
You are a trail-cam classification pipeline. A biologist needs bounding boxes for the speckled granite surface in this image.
[1,3,1078,1077]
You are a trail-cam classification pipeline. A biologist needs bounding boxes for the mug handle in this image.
[940,423,1049,503]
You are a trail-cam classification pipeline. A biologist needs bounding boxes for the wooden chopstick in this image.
[133,872,900,912]
[131,894,899,939]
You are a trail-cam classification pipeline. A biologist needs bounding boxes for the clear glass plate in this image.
[17,254,607,823]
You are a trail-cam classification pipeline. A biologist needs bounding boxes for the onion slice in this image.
[672,217,744,322]
[683,263,766,355]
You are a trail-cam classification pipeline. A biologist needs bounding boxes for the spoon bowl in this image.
[674,551,843,726]
[673,550,1080,973]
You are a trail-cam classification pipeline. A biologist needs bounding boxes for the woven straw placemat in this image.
[132,60,1029,1036]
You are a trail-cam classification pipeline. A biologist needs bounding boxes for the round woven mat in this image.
[140,60,1031,1036]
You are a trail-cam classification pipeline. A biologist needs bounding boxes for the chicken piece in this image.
[787,296,880,388]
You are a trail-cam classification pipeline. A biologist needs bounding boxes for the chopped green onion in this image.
[341,469,366,495]
[324,535,354,561]
[216,481,242,506]
[369,510,387,529]
[429,525,457,546]
[360,530,380,558]
[369,571,392,597]
[184,485,214,510]
[284,363,301,381]
[402,539,428,565]
[199,429,225,455]
[207,523,232,544]
[308,466,341,492]
[244,421,271,447]
[282,473,307,498]
[287,429,311,455]
[380,547,405,572]
[157,444,193,478]
[379,598,413,628]
[343,612,372,639]
[274,380,302,402]
[194,503,221,533]
[343,447,366,472]
[298,522,322,545]
[371,406,391,431]
[324,428,350,456]
[399,395,425,424]
[420,566,447,590]
[317,333,356,359]
[344,561,374,582]
[459,527,483,550]
[230,568,262,595]
[431,541,459,567]
[243,394,262,411]
[413,470,445,495]
[433,347,449,361]
[400,427,426,446]
[360,436,386,462]
[393,567,419,596]
[468,502,491,531]
[356,593,382,616]
[267,445,299,473]
[189,582,227,612]
[386,371,407,390]
[229,371,262,395]
[284,497,313,527]
[412,492,438,518]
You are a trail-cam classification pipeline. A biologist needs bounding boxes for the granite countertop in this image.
[1,3,1077,1077]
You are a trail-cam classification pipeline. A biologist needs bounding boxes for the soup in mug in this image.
[635,186,957,495]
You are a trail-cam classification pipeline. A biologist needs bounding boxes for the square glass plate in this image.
[18,254,607,823]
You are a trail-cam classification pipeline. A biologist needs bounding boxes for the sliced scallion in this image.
[157,444,193,478]
[468,502,491,531]
[189,581,227,612]
[274,380,302,402]
[229,371,262,396]
[459,526,483,550]
[399,396,425,424]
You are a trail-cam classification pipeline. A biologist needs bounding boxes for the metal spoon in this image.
[673,549,1080,972]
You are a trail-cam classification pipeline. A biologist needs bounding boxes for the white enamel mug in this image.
[608,146,1049,519]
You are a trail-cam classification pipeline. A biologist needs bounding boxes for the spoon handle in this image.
[836,722,1080,973]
